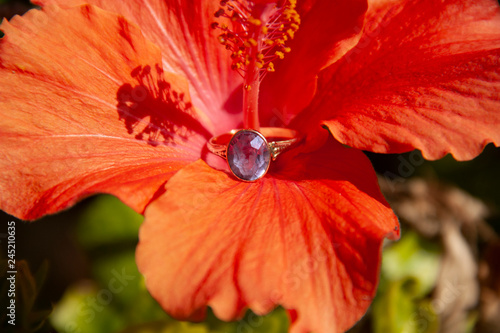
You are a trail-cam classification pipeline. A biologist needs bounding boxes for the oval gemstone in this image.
[227,130,271,181]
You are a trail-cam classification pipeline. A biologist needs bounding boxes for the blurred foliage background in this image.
[1,1,500,332]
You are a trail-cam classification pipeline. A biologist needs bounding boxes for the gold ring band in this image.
[207,127,302,181]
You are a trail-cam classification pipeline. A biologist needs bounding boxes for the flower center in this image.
[212,0,300,129]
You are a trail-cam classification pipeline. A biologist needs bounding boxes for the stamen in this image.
[212,0,300,79]
[212,0,300,129]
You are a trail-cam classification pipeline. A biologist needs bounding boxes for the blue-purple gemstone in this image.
[227,130,271,181]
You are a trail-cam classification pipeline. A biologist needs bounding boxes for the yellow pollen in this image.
[275,51,285,59]
[218,35,227,44]
[248,38,258,46]
[267,62,275,72]
[283,46,291,53]
[248,17,262,26]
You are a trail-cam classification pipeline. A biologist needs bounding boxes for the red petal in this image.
[296,0,500,160]
[260,0,368,125]
[34,0,244,133]
[137,137,399,333]
[252,0,280,3]
[0,5,210,220]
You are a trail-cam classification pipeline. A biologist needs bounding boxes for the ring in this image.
[207,127,303,181]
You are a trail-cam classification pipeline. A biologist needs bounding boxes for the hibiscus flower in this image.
[1,0,499,332]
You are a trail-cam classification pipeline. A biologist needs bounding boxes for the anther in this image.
[214,8,225,18]
[218,35,227,44]
[248,17,262,26]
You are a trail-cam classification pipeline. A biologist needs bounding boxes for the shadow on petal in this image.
[116,64,212,147]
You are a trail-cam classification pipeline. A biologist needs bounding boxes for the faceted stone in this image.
[227,130,271,181]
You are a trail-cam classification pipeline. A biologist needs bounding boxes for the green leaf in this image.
[372,232,442,333]
[201,307,289,333]
[233,308,289,333]
[372,278,439,333]
[381,232,441,297]
[92,250,167,323]
[119,321,210,333]
[50,250,169,332]
[76,195,143,250]
[50,282,124,333]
